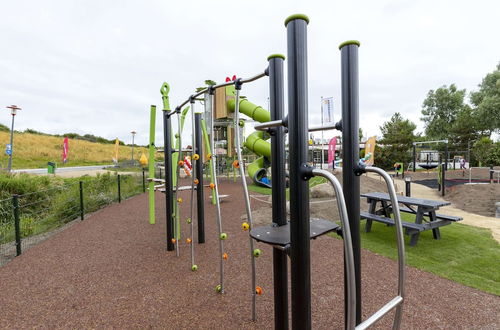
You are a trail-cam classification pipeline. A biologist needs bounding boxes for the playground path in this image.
[388,174,500,243]
[0,179,498,329]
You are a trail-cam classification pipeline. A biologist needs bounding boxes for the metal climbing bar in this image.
[311,169,356,330]
[308,120,342,132]
[357,166,405,330]
[173,109,183,257]
[207,90,225,293]
[253,119,285,131]
[188,98,196,270]
[233,82,258,321]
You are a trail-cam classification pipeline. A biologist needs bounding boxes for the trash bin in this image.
[47,162,56,174]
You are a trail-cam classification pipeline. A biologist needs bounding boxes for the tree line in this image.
[376,63,500,169]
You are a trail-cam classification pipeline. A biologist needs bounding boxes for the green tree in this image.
[377,112,417,169]
[470,63,500,136]
[421,84,467,139]
[472,137,500,166]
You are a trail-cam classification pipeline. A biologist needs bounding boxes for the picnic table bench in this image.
[360,192,462,246]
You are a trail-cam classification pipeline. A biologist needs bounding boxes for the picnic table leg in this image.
[409,208,425,246]
[365,200,377,233]
[430,212,441,240]
[381,201,393,227]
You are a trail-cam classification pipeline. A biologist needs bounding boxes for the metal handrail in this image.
[174,69,268,111]
[356,166,405,330]
[254,119,285,131]
[311,169,356,330]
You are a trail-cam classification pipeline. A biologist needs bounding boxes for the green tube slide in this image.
[227,97,272,188]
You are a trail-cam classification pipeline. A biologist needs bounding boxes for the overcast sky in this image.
[1,0,499,147]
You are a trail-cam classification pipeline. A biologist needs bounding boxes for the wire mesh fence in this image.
[0,173,146,266]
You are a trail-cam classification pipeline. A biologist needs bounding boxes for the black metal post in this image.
[195,113,205,244]
[285,14,311,330]
[159,167,162,180]
[340,40,362,326]
[490,165,494,183]
[405,177,411,197]
[441,163,446,196]
[445,142,449,172]
[268,53,288,330]
[413,144,416,172]
[142,169,146,193]
[13,195,21,256]
[117,174,121,203]
[79,181,84,220]
[164,110,175,251]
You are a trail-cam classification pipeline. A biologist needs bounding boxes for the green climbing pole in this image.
[201,119,216,205]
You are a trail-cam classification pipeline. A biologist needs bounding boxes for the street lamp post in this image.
[131,131,137,162]
[6,105,21,172]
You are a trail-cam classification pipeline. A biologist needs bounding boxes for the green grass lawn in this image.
[357,215,500,296]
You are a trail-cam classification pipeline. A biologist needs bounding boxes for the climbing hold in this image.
[238,120,245,127]
[255,286,263,295]
[232,160,240,168]
[242,222,250,231]
[191,265,198,271]
[177,197,183,203]
[175,133,180,138]
[171,238,176,244]
[186,218,192,224]
[215,284,222,293]
[193,154,200,160]
[219,233,227,240]
[194,179,199,185]
[253,249,262,257]
[207,153,212,160]
[223,253,228,260]
[209,183,215,190]
[178,160,184,167]
[186,238,192,244]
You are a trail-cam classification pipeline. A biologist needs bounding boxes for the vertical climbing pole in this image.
[188,97,197,270]
[285,14,311,330]
[195,112,205,244]
[233,79,257,320]
[208,86,226,294]
[339,40,362,326]
[174,108,183,256]
[148,104,157,224]
[267,53,288,330]
[161,83,174,251]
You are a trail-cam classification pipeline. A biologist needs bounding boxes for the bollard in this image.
[117,174,121,203]
[142,169,146,193]
[441,163,446,197]
[13,195,21,256]
[405,177,411,197]
[79,181,84,220]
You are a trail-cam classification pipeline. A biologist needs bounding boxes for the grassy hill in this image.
[0,130,150,169]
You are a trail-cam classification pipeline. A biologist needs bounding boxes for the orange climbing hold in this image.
[209,183,215,190]
[194,179,199,185]
[223,253,228,260]
[193,154,200,160]
[171,238,176,244]
[232,160,240,168]
[186,238,192,244]
[255,286,263,295]
[177,197,183,203]
[178,160,184,167]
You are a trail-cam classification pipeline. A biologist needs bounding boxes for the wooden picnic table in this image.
[360,192,462,246]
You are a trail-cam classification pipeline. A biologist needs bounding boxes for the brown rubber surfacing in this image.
[0,178,498,329]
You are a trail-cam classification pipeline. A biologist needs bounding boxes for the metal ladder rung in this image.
[356,296,403,330]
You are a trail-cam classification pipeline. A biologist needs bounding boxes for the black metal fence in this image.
[0,173,145,265]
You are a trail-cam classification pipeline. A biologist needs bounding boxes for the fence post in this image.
[405,177,411,197]
[79,181,84,220]
[441,163,446,197]
[142,169,146,193]
[117,174,121,203]
[12,195,21,256]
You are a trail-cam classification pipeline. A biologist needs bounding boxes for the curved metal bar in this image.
[208,92,225,293]
[233,87,258,321]
[189,100,196,268]
[240,70,268,84]
[311,169,356,330]
[361,166,405,330]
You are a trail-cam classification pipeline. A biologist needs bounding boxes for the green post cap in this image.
[284,14,310,26]
[267,54,285,61]
[160,82,170,96]
[338,40,361,50]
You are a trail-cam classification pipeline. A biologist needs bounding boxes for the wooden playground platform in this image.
[0,179,498,328]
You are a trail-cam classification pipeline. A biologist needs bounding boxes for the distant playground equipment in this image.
[145,14,406,330]
[411,140,449,171]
